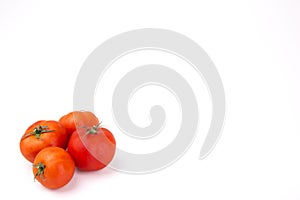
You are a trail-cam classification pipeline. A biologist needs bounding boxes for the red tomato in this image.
[33,146,75,189]
[59,111,99,138]
[67,124,116,171]
[20,120,68,163]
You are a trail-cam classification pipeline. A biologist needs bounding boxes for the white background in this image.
[1,0,300,199]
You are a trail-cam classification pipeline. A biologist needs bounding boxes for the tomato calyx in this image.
[33,162,46,181]
[83,122,102,135]
[23,125,55,139]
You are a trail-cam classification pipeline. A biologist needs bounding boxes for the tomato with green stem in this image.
[20,120,68,163]
[33,146,75,189]
[67,123,116,171]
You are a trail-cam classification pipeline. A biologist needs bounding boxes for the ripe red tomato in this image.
[59,111,99,138]
[20,120,68,163]
[67,124,116,171]
[33,146,75,189]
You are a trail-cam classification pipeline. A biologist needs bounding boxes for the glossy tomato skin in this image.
[59,111,99,138]
[67,126,116,171]
[20,120,68,163]
[33,146,75,189]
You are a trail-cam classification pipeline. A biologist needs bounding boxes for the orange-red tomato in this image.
[20,120,68,163]
[59,111,99,138]
[67,124,116,171]
[33,146,75,189]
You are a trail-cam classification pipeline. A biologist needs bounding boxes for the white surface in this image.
[1,0,300,199]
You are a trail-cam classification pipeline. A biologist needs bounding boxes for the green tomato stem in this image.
[23,125,55,139]
[33,162,46,181]
[84,122,102,134]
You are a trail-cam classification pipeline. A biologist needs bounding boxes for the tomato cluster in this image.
[19,111,116,189]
